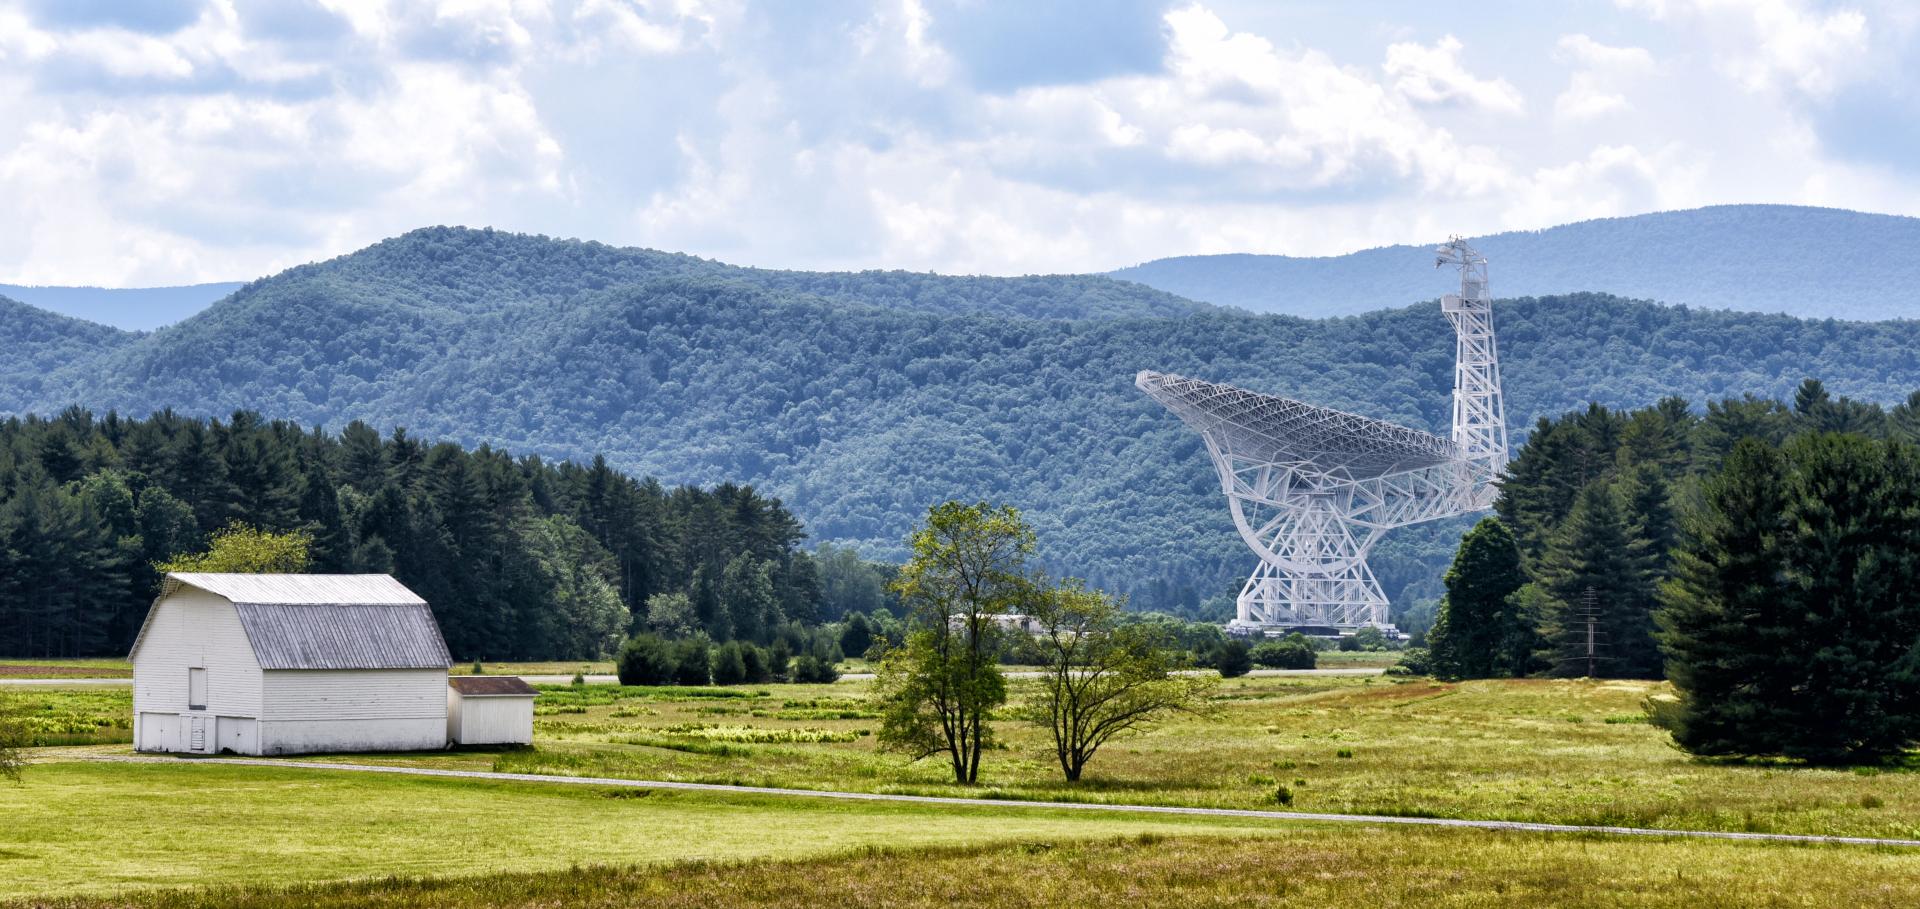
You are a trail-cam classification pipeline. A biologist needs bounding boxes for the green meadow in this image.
[8,673,1920,904]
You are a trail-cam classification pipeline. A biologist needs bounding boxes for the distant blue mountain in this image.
[1111,205,1920,321]
[0,282,245,330]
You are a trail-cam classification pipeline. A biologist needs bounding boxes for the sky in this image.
[1,0,1917,287]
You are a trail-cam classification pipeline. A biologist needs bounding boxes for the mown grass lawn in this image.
[0,761,1313,900]
[10,805,1920,908]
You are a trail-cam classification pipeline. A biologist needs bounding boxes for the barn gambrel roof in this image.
[130,573,453,671]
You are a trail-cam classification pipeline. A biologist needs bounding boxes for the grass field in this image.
[16,834,1920,909]
[6,766,1919,907]
[416,675,1920,839]
[1,688,132,746]
[451,661,614,677]
[17,676,1920,837]
[10,673,1920,904]
[1309,650,1402,668]
[0,761,1310,900]
[0,659,130,679]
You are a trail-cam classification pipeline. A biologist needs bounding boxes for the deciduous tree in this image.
[157,522,314,575]
[873,501,1035,784]
[1023,582,1214,781]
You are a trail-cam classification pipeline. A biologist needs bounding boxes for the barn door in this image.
[189,716,207,752]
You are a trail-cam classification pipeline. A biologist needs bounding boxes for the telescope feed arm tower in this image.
[1136,237,1507,633]
[1436,237,1507,508]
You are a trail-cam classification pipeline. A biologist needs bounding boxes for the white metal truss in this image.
[1436,237,1508,507]
[1137,238,1507,632]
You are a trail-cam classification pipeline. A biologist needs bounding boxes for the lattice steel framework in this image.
[1137,239,1507,631]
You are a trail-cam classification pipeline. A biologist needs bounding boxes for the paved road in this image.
[80,754,1920,850]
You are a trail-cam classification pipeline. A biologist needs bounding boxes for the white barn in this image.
[130,573,453,755]
[447,676,537,745]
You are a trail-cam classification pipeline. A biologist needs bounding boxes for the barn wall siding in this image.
[261,669,449,721]
[258,718,448,754]
[130,589,263,752]
[451,696,535,745]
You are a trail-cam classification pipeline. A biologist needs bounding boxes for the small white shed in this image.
[129,573,453,756]
[447,676,537,745]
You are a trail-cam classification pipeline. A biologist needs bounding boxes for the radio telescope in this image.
[1137,238,1507,633]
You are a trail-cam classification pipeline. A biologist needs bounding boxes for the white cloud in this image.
[1617,0,1869,97]
[1382,34,1526,114]
[1556,33,1656,72]
[1508,143,1700,228]
[1,0,1919,288]
[1552,34,1656,122]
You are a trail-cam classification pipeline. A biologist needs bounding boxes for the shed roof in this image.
[449,676,539,697]
[131,573,452,671]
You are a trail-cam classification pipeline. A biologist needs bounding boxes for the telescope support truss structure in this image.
[1138,237,1507,633]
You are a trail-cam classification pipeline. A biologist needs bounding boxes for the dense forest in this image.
[0,409,901,660]
[1113,204,1920,320]
[10,226,1920,627]
[1423,378,1920,678]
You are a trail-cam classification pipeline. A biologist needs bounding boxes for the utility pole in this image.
[1583,586,1599,679]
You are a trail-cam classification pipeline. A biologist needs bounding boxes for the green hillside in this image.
[9,226,1920,618]
[0,295,136,401]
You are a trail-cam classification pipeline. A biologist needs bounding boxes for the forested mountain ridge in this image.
[1112,205,1920,321]
[0,295,137,403]
[11,230,1920,622]
[185,225,1209,323]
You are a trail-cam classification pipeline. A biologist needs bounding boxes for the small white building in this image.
[129,573,453,756]
[447,676,537,745]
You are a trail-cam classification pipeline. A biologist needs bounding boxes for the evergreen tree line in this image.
[0,407,849,660]
[1427,379,1920,681]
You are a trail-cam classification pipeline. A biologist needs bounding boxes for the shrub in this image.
[1250,634,1316,670]
[1274,785,1293,806]
[1349,626,1390,651]
[767,638,794,682]
[710,642,748,686]
[1387,647,1434,677]
[792,653,841,684]
[839,614,873,658]
[740,643,771,684]
[673,638,712,686]
[1214,639,1253,678]
[616,634,676,686]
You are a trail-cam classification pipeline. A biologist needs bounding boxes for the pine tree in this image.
[1654,439,1793,755]
[721,554,780,644]
[1426,517,1528,679]
[1658,434,1920,762]
[1535,482,1662,678]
